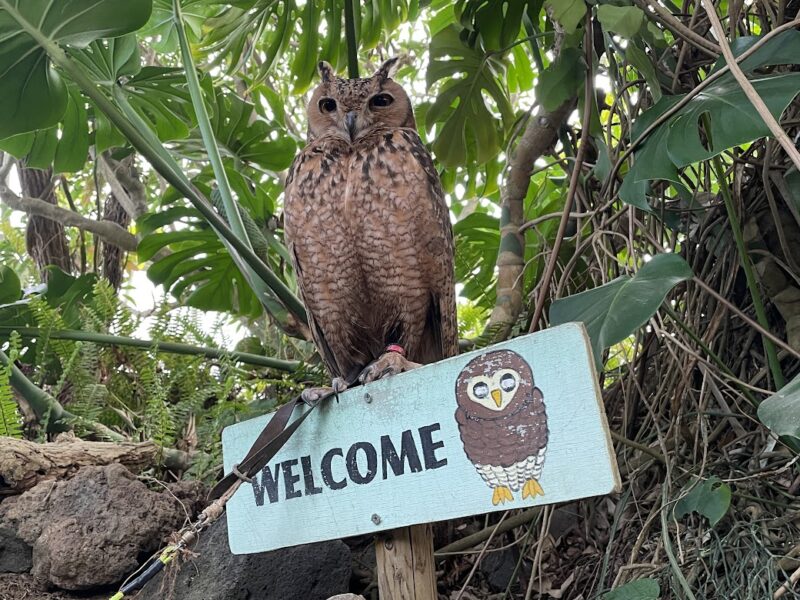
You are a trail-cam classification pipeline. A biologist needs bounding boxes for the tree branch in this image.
[636,0,720,56]
[0,184,138,252]
[485,102,576,338]
[702,0,800,172]
[98,153,148,219]
[529,17,595,333]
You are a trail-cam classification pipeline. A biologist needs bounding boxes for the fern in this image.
[0,332,24,438]
[28,297,76,385]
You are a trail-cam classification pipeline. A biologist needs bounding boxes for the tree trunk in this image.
[0,436,192,495]
[20,165,72,279]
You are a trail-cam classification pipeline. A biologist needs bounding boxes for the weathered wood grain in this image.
[0,436,190,495]
[376,524,437,600]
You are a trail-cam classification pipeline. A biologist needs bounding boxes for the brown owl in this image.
[283,58,458,396]
[455,350,548,505]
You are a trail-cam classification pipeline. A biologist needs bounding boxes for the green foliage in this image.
[535,46,585,111]
[426,24,515,167]
[138,174,286,318]
[675,477,732,527]
[0,0,152,139]
[545,0,585,34]
[1,272,303,469]
[0,265,21,304]
[757,374,800,443]
[596,5,645,38]
[621,31,800,208]
[454,212,501,311]
[0,331,24,438]
[603,578,660,600]
[549,254,693,367]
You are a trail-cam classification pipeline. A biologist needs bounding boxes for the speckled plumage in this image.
[454,350,549,495]
[283,60,458,382]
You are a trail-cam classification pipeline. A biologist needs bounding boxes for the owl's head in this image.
[306,58,415,142]
[455,350,534,416]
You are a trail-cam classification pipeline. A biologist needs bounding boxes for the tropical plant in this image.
[0,0,799,597]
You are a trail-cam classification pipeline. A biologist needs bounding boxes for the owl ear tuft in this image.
[375,57,400,81]
[318,61,335,82]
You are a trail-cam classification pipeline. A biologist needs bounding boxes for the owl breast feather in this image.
[455,397,548,469]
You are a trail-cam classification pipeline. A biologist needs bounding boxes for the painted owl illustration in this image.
[283,58,458,397]
[455,350,548,505]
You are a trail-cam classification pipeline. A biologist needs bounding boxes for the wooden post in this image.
[376,523,437,599]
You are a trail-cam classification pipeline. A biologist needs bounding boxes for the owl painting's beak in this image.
[345,111,358,140]
[491,388,502,407]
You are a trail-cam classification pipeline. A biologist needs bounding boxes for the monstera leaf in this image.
[455,0,542,51]
[426,25,514,167]
[550,254,693,366]
[172,84,296,173]
[0,28,192,170]
[454,212,501,310]
[138,168,287,318]
[620,30,800,209]
[603,579,660,600]
[757,374,800,443]
[0,0,152,140]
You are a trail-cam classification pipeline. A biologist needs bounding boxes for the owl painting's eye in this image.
[369,93,394,108]
[472,382,489,399]
[318,98,337,113]
[500,373,516,392]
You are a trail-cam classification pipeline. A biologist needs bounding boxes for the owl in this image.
[454,350,548,505]
[283,58,458,396]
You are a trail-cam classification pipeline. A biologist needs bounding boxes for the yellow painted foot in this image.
[522,479,544,499]
[491,486,514,505]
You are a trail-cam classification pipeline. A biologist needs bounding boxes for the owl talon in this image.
[332,377,348,394]
[522,479,544,499]
[491,486,514,505]
[358,352,421,384]
[301,387,331,403]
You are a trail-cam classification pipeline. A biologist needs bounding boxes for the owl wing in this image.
[361,128,459,361]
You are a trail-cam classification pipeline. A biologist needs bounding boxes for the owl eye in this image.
[472,382,489,399]
[318,98,337,113]
[369,93,394,108]
[500,373,516,392]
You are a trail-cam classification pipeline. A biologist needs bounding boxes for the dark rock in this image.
[134,518,352,600]
[167,479,208,516]
[0,573,109,600]
[479,546,525,592]
[0,464,199,590]
[0,527,32,573]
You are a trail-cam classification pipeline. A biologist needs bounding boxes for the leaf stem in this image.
[172,0,286,320]
[0,327,299,371]
[344,0,359,78]
[0,1,307,325]
[710,154,785,389]
[528,16,593,333]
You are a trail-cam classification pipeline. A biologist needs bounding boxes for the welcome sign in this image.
[222,323,621,554]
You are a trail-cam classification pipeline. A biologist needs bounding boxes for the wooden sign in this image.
[222,323,620,554]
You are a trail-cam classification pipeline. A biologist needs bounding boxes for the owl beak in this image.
[491,388,502,407]
[345,111,358,140]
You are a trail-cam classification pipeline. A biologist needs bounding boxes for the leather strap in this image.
[208,393,322,501]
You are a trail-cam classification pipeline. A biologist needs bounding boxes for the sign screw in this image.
[371,513,381,525]
[364,393,372,404]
